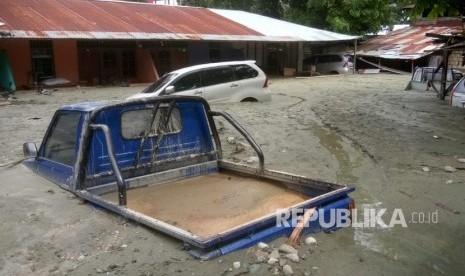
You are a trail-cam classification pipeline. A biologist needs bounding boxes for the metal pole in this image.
[210,111,265,172]
[90,124,127,206]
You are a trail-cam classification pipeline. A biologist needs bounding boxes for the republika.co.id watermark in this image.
[276,208,439,228]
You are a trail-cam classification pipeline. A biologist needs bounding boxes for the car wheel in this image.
[240,97,258,102]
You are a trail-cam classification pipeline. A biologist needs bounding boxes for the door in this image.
[36,111,82,187]
[452,79,465,108]
[201,67,237,102]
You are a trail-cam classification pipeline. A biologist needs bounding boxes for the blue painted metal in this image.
[190,196,354,259]
[87,101,215,176]
[195,186,354,249]
[22,95,355,259]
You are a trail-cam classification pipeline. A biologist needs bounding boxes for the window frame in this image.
[172,72,202,92]
[39,111,82,167]
[232,64,259,80]
[120,105,183,140]
[201,67,234,87]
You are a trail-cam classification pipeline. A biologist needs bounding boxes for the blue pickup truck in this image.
[22,96,354,259]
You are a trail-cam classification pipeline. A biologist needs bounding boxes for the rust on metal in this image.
[357,21,463,60]
[0,0,262,40]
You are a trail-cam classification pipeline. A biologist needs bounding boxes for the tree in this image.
[405,0,465,18]
[181,0,398,34]
[282,0,394,35]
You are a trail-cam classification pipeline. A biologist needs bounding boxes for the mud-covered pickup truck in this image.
[22,96,354,259]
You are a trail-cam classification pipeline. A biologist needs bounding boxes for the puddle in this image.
[307,123,364,184]
[306,123,396,255]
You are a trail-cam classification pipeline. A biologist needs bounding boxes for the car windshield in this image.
[142,73,178,94]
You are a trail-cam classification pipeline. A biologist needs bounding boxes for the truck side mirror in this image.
[165,86,175,94]
[23,142,38,158]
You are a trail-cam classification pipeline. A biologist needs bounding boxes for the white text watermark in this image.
[276,208,438,228]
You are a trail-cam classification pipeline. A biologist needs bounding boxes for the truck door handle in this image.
[194,90,202,95]
[230,83,238,88]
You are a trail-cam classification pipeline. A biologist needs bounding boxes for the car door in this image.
[170,71,203,97]
[201,67,237,103]
[232,64,260,100]
[451,78,465,108]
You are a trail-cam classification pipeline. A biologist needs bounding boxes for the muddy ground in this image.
[0,74,464,275]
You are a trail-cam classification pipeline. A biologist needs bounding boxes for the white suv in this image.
[129,61,271,103]
[303,54,354,75]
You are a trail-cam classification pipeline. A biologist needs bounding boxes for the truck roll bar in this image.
[90,124,127,206]
[209,111,265,172]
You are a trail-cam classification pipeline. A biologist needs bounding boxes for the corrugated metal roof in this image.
[357,25,463,60]
[210,9,357,42]
[0,0,356,42]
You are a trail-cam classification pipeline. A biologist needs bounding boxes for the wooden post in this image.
[440,49,448,100]
[353,39,357,73]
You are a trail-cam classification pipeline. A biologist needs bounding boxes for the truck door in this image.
[36,111,82,186]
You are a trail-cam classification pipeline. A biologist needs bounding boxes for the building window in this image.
[30,40,55,82]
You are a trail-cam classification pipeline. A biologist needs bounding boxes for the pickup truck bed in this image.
[102,172,309,238]
[22,96,354,259]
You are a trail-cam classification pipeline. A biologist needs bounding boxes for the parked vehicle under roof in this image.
[129,61,271,103]
[303,54,354,75]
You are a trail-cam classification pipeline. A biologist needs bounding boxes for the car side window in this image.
[331,55,343,62]
[318,55,330,63]
[456,79,465,94]
[173,72,201,92]
[201,67,234,87]
[42,112,81,166]
[413,69,422,82]
[233,65,259,80]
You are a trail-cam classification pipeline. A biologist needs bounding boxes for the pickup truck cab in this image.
[22,96,354,259]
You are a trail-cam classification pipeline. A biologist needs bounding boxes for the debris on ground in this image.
[257,242,269,249]
[246,156,259,164]
[233,261,241,269]
[268,257,278,265]
[284,253,299,263]
[304,236,317,245]
[278,244,298,254]
[421,166,430,172]
[226,136,235,144]
[283,264,294,275]
[444,166,457,173]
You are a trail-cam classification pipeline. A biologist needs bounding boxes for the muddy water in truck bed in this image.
[101,173,309,238]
